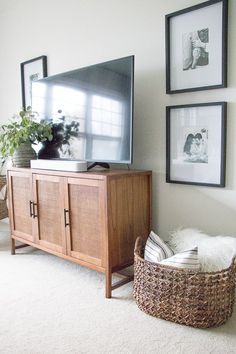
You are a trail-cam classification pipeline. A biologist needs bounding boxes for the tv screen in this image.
[31,55,134,164]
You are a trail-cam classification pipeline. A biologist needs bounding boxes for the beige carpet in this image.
[0,220,236,354]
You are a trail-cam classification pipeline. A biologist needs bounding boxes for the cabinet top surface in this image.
[8,167,152,179]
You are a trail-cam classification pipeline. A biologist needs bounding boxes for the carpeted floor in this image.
[0,220,236,354]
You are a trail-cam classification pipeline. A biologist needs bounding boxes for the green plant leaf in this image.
[0,107,53,158]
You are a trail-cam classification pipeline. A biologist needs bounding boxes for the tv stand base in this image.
[87,162,110,170]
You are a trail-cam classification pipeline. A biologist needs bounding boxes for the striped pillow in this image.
[159,247,200,270]
[144,231,174,263]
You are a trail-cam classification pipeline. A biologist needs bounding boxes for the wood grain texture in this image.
[33,174,66,254]
[66,179,103,266]
[107,172,152,269]
[7,171,33,242]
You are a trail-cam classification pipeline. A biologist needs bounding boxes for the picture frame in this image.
[165,0,228,94]
[21,55,47,109]
[166,102,227,187]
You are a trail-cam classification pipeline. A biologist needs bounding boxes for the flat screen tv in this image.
[31,55,134,166]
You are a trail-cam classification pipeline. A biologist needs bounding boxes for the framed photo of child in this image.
[165,0,228,94]
[166,102,227,187]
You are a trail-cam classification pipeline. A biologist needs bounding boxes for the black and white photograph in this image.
[21,55,47,109]
[166,102,227,187]
[183,128,208,163]
[182,28,209,71]
[166,0,228,93]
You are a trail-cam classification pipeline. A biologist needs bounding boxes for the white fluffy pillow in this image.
[169,228,236,272]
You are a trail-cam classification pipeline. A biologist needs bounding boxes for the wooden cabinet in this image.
[8,168,152,297]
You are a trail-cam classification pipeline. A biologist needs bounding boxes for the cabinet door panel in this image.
[8,171,33,242]
[33,175,66,254]
[66,178,105,267]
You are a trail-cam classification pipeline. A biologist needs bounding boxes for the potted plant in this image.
[38,114,80,159]
[0,107,53,167]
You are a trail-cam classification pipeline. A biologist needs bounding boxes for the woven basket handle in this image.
[134,237,144,256]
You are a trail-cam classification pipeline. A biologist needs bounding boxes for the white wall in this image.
[0,0,236,238]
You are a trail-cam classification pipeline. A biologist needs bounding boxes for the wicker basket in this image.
[0,175,8,220]
[133,237,236,328]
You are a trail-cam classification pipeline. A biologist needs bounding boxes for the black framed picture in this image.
[166,102,227,187]
[21,55,47,109]
[165,0,228,94]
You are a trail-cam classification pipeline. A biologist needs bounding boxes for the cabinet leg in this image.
[105,269,112,298]
[11,238,15,255]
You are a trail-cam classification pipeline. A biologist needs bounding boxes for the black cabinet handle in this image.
[33,202,38,218]
[29,201,33,217]
[64,209,70,227]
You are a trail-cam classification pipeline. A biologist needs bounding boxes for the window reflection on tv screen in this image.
[32,56,134,163]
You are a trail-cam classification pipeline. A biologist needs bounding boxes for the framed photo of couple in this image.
[165,0,228,94]
[166,102,227,187]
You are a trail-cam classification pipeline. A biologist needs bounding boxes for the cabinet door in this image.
[33,174,66,254]
[65,178,106,268]
[8,171,33,242]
